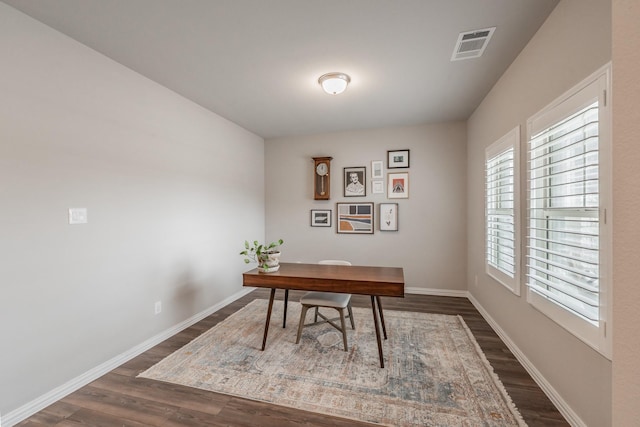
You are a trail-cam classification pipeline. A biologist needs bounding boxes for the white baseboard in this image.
[405,286,467,298]
[466,293,586,427]
[3,287,255,427]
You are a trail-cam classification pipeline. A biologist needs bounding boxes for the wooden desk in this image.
[243,262,405,368]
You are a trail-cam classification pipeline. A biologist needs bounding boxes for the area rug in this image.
[139,299,526,426]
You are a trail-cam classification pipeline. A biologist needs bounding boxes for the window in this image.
[526,65,611,357]
[485,127,520,294]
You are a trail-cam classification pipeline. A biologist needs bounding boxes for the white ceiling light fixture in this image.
[318,72,351,95]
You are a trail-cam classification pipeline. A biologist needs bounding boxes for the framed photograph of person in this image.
[310,209,332,227]
[387,172,409,198]
[371,160,384,179]
[343,167,366,197]
[380,203,399,231]
[337,202,374,234]
[387,149,410,169]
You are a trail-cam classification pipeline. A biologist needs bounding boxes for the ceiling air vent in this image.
[451,27,496,61]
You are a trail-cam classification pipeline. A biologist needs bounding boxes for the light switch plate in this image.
[69,208,88,224]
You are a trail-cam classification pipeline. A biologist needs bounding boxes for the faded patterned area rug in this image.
[139,299,526,426]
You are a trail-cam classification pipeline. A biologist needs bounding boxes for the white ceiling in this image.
[3,0,559,139]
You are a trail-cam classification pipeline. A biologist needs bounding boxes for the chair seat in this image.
[296,260,355,352]
[300,291,351,308]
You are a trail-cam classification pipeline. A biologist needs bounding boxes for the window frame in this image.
[485,126,520,295]
[525,64,612,359]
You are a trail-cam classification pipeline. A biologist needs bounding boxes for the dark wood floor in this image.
[17,289,569,426]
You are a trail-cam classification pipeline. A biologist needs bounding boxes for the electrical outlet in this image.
[154,301,162,315]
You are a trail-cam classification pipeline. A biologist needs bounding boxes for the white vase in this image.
[258,251,280,273]
[258,264,280,273]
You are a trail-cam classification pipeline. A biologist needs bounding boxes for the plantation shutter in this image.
[486,147,515,277]
[527,100,600,323]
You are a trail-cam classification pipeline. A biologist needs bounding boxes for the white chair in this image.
[295,260,355,351]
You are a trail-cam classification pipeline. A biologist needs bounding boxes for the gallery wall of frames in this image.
[310,149,409,234]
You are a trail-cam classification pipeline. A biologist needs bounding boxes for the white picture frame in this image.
[371,160,384,179]
[372,180,385,194]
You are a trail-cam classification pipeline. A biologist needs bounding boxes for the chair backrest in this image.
[318,260,352,266]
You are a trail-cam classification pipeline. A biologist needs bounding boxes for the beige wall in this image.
[0,3,265,417]
[612,1,640,425]
[5,0,637,425]
[265,123,467,292]
[467,1,612,426]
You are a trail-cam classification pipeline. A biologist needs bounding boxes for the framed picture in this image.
[388,172,409,198]
[337,202,374,234]
[372,180,385,194]
[344,167,366,197]
[388,149,410,168]
[371,160,384,179]
[380,203,398,231]
[310,209,332,227]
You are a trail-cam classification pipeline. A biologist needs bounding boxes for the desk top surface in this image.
[242,262,404,297]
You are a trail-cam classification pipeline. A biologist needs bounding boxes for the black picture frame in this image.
[380,203,399,231]
[387,149,410,169]
[336,202,374,234]
[343,166,366,197]
[310,209,332,227]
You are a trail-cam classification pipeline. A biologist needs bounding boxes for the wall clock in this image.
[312,157,332,200]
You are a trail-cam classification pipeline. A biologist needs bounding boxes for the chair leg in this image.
[347,303,355,329]
[339,308,348,351]
[296,305,310,344]
[314,306,319,323]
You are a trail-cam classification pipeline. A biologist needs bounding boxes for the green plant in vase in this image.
[240,239,284,273]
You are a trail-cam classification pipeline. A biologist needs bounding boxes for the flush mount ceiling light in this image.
[318,72,351,95]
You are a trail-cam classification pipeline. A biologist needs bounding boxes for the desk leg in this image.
[371,295,385,368]
[376,296,387,340]
[283,289,289,328]
[261,288,276,351]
